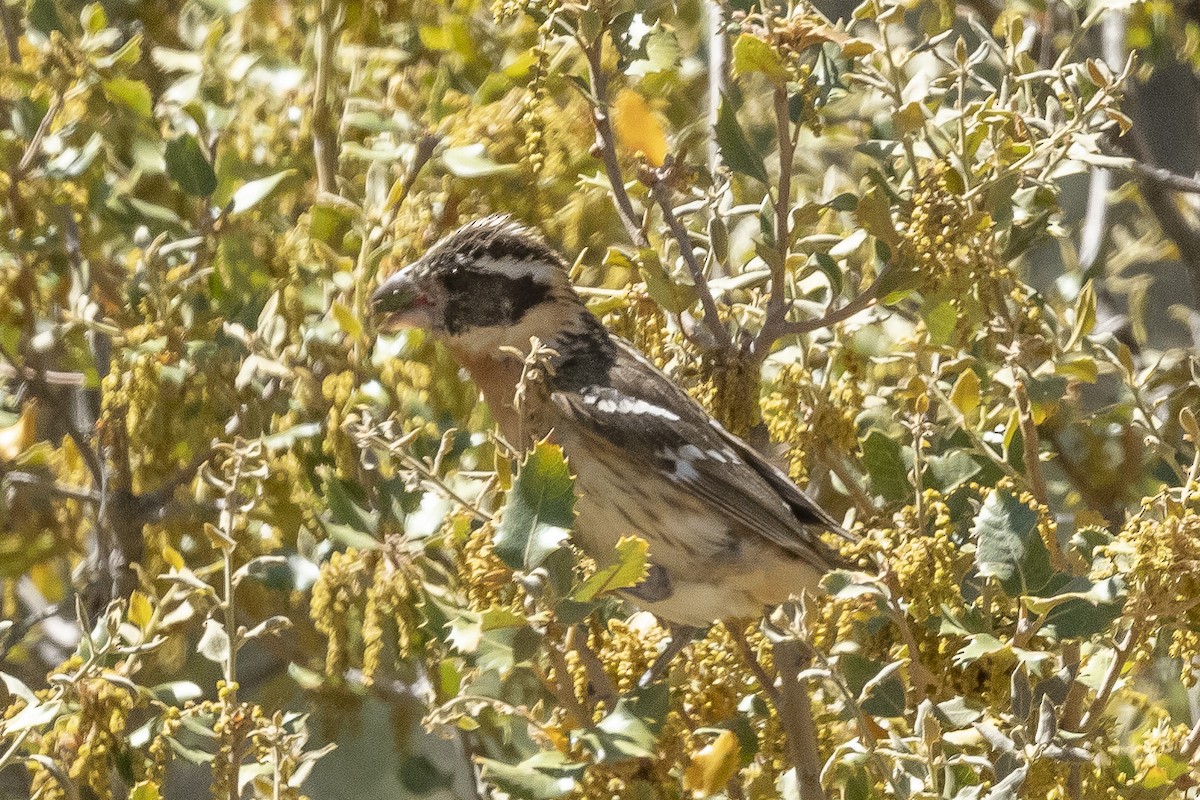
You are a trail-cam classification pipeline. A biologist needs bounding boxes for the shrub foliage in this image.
[2,1,1200,798]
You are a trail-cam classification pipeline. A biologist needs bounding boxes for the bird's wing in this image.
[549,338,851,569]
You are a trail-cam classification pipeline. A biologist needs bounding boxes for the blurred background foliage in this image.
[4,0,1200,798]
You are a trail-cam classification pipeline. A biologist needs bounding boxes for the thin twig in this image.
[312,0,340,195]
[1078,624,1138,732]
[768,273,885,343]
[3,471,100,503]
[1012,379,1051,506]
[706,0,729,174]
[649,178,732,349]
[725,622,781,707]
[753,86,796,358]
[17,94,63,177]
[0,0,20,65]
[577,29,648,249]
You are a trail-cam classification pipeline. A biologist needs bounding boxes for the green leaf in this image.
[165,135,216,196]
[1065,281,1097,350]
[855,188,900,249]
[229,170,296,215]
[948,369,981,417]
[732,33,787,84]
[572,535,649,601]
[102,78,153,119]
[715,95,769,184]
[952,633,1008,667]
[130,782,162,800]
[924,450,981,493]
[197,618,231,664]
[633,248,698,314]
[577,684,668,763]
[626,26,681,77]
[479,752,584,799]
[839,654,906,718]
[860,430,911,503]
[494,441,575,571]
[442,143,516,178]
[972,489,1052,597]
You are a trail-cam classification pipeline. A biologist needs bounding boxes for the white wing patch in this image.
[658,443,739,483]
[582,391,681,421]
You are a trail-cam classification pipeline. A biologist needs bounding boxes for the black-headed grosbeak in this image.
[371,216,851,626]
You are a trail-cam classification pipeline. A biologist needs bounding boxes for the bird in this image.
[370,215,853,629]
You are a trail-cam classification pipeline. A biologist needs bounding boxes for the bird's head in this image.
[370,216,585,357]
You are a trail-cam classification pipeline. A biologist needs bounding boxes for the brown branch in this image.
[753,86,796,359]
[760,273,885,348]
[578,29,648,250]
[0,0,20,65]
[649,177,732,349]
[1012,379,1051,508]
[0,364,85,385]
[16,93,63,178]
[1125,160,1200,195]
[725,621,781,708]
[3,471,100,503]
[311,0,340,195]
[1113,91,1200,308]
[773,637,828,799]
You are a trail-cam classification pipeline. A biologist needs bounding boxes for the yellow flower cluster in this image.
[310,548,372,677]
[849,491,970,624]
[900,165,1008,320]
[592,617,670,697]
[696,353,763,438]
[1098,503,1200,682]
[362,548,417,682]
[322,369,363,479]
[456,520,521,612]
[310,545,421,683]
[145,706,182,786]
[763,363,862,484]
[25,677,138,800]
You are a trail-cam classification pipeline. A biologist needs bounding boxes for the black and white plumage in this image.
[371,215,852,626]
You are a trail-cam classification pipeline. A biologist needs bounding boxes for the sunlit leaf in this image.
[973,489,1053,597]
[229,170,296,215]
[731,33,787,84]
[571,535,649,602]
[197,618,231,664]
[683,730,740,797]
[494,440,575,571]
[102,78,153,119]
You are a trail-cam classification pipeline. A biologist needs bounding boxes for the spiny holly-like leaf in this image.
[479,751,584,799]
[576,683,668,763]
[973,489,1053,597]
[731,33,787,84]
[494,440,575,571]
[715,95,769,184]
[571,535,649,602]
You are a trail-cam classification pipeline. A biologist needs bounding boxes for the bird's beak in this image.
[371,266,434,332]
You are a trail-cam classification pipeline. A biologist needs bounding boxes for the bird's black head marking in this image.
[371,215,570,336]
